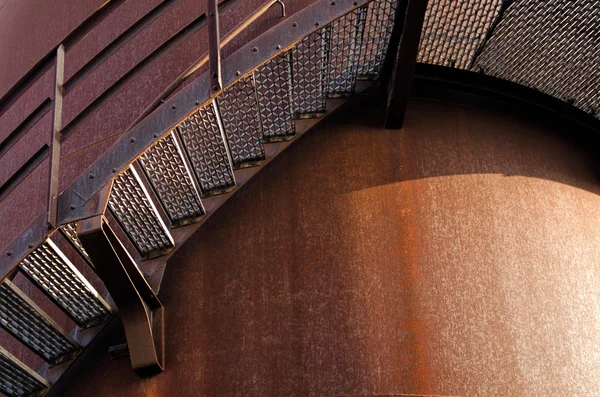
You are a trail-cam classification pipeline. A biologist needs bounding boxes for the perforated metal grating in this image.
[357,0,399,78]
[254,51,296,141]
[0,282,79,365]
[326,7,367,97]
[418,0,503,69]
[108,167,174,255]
[473,0,600,117]
[218,77,266,168]
[292,30,329,116]
[0,347,48,397]
[61,222,92,264]
[139,133,205,224]
[177,102,236,194]
[18,240,112,328]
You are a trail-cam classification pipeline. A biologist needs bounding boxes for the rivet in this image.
[331,0,336,4]
[89,174,95,179]
[212,72,218,78]
[195,100,200,105]
[28,244,33,249]
[292,22,298,27]
[315,22,320,26]
[171,105,176,110]
[353,1,358,5]
[112,168,117,173]
[276,44,282,50]
[130,138,136,143]
[213,85,219,91]
[70,205,76,210]
[6,252,12,257]
[252,47,258,52]
[153,133,159,138]
[235,71,241,76]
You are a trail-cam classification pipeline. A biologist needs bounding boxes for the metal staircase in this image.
[0,0,401,395]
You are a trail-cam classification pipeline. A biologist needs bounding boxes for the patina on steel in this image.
[77,215,165,378]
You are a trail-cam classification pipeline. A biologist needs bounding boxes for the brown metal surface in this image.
[78,215,164,378]
[47,97,600,396]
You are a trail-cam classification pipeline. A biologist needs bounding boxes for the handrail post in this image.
[48,44,65,229]
[208,0,222,95]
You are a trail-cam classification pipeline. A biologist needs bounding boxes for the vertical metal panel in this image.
[357,0,399,78]
[107,167,174,256]
[326,7,367,97]
[139,132,205,224]
[293,30,330,117]
[218,76,266,168]
[254,51,296,141]
[176,101,236,195]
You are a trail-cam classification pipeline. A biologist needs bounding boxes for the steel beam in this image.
[77,215,164,378]
[47,44,65,228]
[384,0,428,129]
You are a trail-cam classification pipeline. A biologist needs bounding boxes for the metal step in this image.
[326,7,368,97]
[0,281,80,366]
[254,51,296,142]
[0,346,49,397]
[176,101,236,195]
[357,0,399,79]
[108,167,175,257]
[138,132,206,225]
[292,29,330,118]
[18,240,113,329]
[218,76,266,168]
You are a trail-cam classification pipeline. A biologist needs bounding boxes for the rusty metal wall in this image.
[48,98,600,396]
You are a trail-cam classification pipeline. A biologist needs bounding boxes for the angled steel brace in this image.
[77,215,164,378]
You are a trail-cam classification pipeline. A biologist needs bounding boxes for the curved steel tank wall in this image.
[48,98,600,396]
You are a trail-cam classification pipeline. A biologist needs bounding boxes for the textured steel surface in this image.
[254,51,296,141]
[0,282,79,364]
[139,133,205,223]
[108,167,174,255]
[61,222,92,264]
[357,0,398,78]
[0,346,49,397]
[292,30,329,116]
[418,0,502,69]
[474,0,600,117]
[177,102,236,195]
[47,98,600,396]
[18,240,111,328]
[218,77,266,168]
[326,7,367,97]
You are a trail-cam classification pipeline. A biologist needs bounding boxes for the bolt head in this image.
[171,104,176,110]
[252,47,258,52]
[292,22,298,27]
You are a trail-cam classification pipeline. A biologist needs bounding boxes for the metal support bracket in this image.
[77,215,164,378]
[384,0,428,129]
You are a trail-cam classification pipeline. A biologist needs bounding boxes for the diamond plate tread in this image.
[254,51,296,141]
[218,77,266,168]
[293,30,329,116]
[139,133,205,223]
[61,222,92,264]
[357,0,399,78]
[0,347,49,397]
[0,282,79,365]
[326,7,367,97]
[473,0,600,117]
[108,168,174,256]
[19,241,112,328]
[418,0,503,69]
[177,103,236,194]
